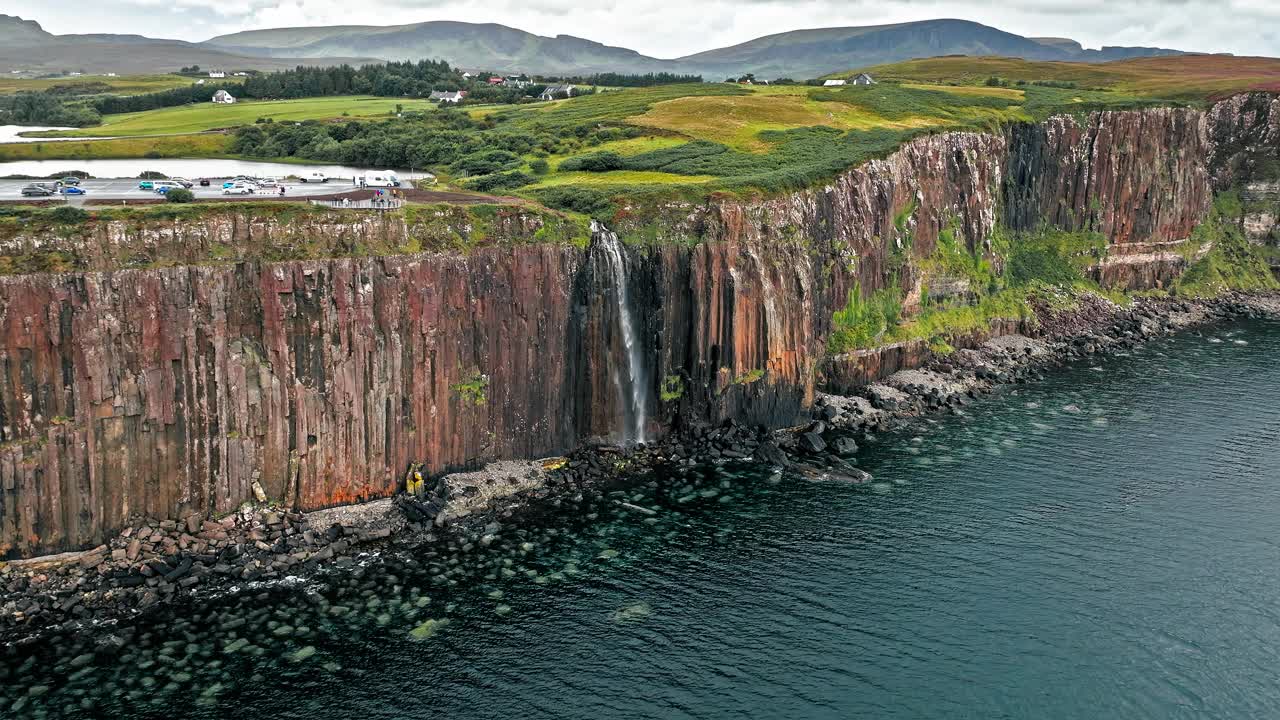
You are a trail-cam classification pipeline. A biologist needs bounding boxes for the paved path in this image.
[0,178,364,204]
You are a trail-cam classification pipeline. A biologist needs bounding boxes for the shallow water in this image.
[5,321,1280,719]
[0,126,99,143]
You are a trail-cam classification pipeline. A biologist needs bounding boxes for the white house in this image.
[428,90,467,103]
[195,79,205,85]
[233,71,249,76]
[539,84,576,101]
[852,73,876,85]
[823,79,847,87]
[212,90,236,104]
[208,71,226,79]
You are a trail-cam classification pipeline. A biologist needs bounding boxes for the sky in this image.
[10,0,1280,59]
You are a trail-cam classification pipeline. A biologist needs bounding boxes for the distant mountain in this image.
[205,18,1190,79]
[0,13,51,45]
[204,21,684,75]
[675,19,1188,79]
[0,15,376,75]
[4,14,1193,80]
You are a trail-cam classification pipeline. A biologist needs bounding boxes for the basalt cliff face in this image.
[1,94,1277,557]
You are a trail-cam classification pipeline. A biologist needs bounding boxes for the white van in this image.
[362,170,400,188]
[151,180,184,193]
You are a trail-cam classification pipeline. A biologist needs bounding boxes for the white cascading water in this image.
[596,226,649,444]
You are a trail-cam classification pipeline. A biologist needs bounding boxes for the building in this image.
[196,79,205,85]
[212,90,236,104]
[208,71,225,79]
[487,76,505,85]
[852,73,876,85]
[539,84,576,101]
[823,79,847,87]
[428,90,467,104]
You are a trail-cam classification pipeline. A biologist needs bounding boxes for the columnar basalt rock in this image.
[2,95,1279,557]
[1003,107,1213,247]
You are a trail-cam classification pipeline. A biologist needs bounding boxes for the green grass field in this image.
[32,96,443,138]
[0,134,233,162]
[0,74,193,96]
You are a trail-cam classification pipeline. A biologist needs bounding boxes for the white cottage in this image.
[212,90,236,104]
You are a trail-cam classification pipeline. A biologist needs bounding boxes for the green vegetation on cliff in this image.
[1173,192,1280,297]
[829,225,1117,355]
[828,188,1280,357]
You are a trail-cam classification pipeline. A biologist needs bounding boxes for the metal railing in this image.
[310,198,404,210]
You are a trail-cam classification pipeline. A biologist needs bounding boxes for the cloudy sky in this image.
[17,0,1280,58]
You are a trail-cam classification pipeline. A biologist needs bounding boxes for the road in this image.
[1,178,375,204]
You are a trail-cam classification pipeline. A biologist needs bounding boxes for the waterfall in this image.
[596,225,650,445]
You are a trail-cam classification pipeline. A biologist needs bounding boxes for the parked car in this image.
[60,176,81,186]
[60,186,86,195]
[199,178,211,187]
[151,181,184,193]
[256,177,279,188]
[171,177,194,188]
[21,184,54,197]
[222,178,254,189]
[300,172,329,183]
[138,180,156,190]
[222,184,256,195]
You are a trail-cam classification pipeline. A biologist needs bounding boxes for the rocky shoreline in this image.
[2,290,1278,648]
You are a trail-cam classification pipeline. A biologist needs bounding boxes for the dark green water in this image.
[6,321,1280,719]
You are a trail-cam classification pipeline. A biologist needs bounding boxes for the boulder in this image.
[799,432,827,454]
[831,437,859,457]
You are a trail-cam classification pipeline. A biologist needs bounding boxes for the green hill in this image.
[204,22,683,75]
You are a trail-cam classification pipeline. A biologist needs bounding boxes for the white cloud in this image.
[22,0,1280,58]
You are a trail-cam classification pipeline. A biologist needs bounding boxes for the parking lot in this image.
[1,178,376,204]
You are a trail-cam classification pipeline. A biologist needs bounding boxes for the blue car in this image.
[60,186,86,195]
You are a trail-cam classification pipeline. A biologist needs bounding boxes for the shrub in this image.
[48,205,89,224]
[558,151,625,172]
[138,171,168,179]
[465,171,535,193]
[529,158,550,175]
[165,188,195,203]
[531,187,614,217]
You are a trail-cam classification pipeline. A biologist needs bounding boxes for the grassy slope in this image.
[0,74,193,96]
[33,96,442,138]
[837,55,1280,102]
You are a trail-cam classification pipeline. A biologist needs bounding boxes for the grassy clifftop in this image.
[0,202,591,274]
